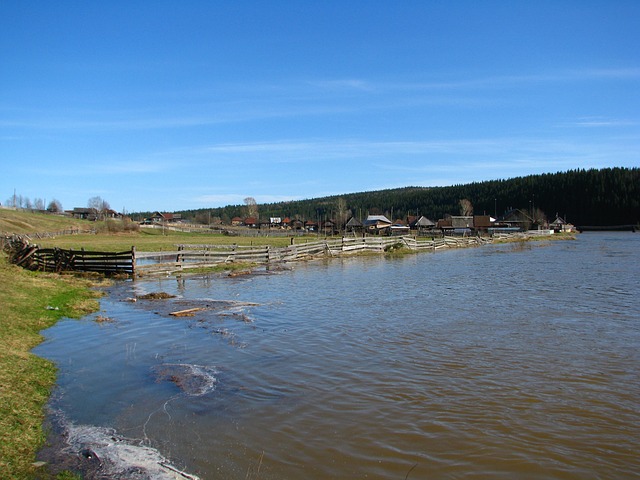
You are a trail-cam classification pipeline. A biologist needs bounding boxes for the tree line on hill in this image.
[164,168,638,228]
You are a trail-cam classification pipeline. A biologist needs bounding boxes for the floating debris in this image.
[137,292,176,300]
[169,307,206,317]
[95,315,116,323]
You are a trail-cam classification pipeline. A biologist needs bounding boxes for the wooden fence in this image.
[2,235,135,275]
[135,235,490,276]
[32,247,135,275]
[4,232,544,277]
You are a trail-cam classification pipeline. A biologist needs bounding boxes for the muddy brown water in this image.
[34,233,640,479]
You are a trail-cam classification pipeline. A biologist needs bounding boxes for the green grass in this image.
[0,209,93,235]
[0,257,104,478]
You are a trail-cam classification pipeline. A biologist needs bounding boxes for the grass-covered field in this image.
[0,258,105,478]
[0,209,92,235]
[0,208,299,252]
[35,227,294,252]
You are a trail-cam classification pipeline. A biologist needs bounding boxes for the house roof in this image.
[500,209,533,223]
[345,217,363,227]
[363,215,392,226]
[152,212,181,220]
[414,216,435,227]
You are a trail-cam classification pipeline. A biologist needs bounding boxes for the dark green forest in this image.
[160,168,639,227]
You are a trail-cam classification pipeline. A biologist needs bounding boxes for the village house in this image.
[363,215,393,234]
[496,209,534,231]
[243,217,257,228]
[149,212,182,224]
[290,219,305,230]
[390,218,410,235]
[69,207,98,220]
[473,215,493,233]
[549,215,574,232]
[411,215,436,234]
[345,216,363,234]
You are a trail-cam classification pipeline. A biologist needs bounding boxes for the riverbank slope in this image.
[0,257,103,478]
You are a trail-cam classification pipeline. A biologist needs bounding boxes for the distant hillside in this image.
[0,208,93,235]
[166,167,640,227]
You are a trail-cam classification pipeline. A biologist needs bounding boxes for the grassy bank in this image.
[0,209,93,235]
[0,256,104,478]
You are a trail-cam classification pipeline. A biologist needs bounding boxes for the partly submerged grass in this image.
[173,261,260,276]
[0,256,104,478]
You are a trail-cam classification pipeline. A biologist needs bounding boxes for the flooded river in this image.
[34,233,640,479]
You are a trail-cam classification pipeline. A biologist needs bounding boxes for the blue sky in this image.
[1,1,639,213]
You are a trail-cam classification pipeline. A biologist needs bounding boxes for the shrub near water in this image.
[0,257,103,478]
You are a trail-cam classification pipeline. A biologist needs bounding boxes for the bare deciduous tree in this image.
[88,196,111,220]
[244,197,258,219]
[47,199,63,213]
[459,199,474,216]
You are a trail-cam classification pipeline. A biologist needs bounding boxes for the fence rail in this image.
[135,235,491,276]
[4,231,551,277]
[2,235,135,275]
[33,247,135,275]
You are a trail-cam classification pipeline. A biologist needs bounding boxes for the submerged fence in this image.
[135,235,490,276]
[4,232,548,277]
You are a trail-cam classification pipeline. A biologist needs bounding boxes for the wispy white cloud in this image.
[566,116,637,128]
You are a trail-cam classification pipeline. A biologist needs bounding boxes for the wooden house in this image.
[390,219,410,235]
[549,215,574,232]
[290,219,305,230]
[473,215,492,232]
[244,217,258,228]
[497,209,534,231]
[70,208,98,220]
[411,215,436,233]
[150,212,182,224]
[363,215,392,234]
[345,216,363,233]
